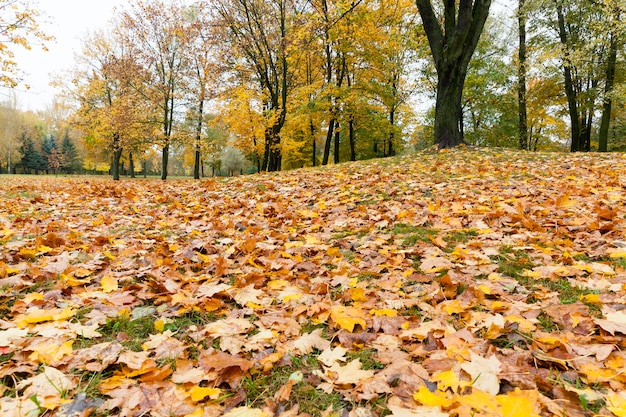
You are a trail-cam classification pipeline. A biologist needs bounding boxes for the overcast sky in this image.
[10,0,125,111]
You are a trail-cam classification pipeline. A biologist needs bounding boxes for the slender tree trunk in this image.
[388,108,396,157]
[310,118,317,167]
[599,22,618,152]
[194,95,205,179]
[517,0,528,150]
[111,133,122,181]
[349,116,356,161]
[322,119,335,165]
[129,151,135,178]
[333,122,340,164]
[555,1,581,152]
[161,143,169,180]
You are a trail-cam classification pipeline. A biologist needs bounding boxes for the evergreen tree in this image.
[18,133,38,174]
[60,134,81,173]
[41,134,58,173]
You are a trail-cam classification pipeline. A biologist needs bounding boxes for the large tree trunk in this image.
[415,0,492,149]
[517,0,528,151]
[434,67,466,149]
[599,24,618,152]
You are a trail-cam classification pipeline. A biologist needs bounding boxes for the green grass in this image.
[392,223,438,246]
[346,349,384,371]
[243,354,347,416]
[98,314,157,352]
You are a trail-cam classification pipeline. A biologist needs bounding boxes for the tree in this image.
[60,133,80,173]
[517,0,529,150]
[215,0,295,172]
[18,132,38,173]
[598,0,623,152]
[0,0,51,88]
[118,0,189,180]
[182,3,220,179]
[414,0,492,149]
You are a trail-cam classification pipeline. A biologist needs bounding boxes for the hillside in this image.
[2,148,626,417]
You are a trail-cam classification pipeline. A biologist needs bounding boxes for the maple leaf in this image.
[321,359,375,385]
[460,352,501,395]
[330,305,368,332]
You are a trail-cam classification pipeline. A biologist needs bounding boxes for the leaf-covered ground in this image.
[2,148,626,417]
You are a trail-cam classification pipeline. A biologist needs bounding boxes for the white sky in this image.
[11,0,126,111]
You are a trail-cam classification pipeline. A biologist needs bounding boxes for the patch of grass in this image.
[165,310,218,332]
[392,223,437,246]
[444,229,478,247]
[98,314,157,352]
[537,312,558,332]
[495,246,534,279]
[243,354,347,416]
[346,349,384,371]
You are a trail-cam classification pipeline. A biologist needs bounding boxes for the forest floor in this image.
[2,147,626,417]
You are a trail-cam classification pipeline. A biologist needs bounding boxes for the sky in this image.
[11,0,126,111]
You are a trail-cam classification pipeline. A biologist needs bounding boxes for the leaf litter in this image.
[2,147,626,416]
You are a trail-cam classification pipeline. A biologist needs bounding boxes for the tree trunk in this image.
[161,143,169,180]
[112,133,122,181]
[193,96,205,180]
[112,149,122,181]
[322,119,335,165]
[434,67,466,149]
[415,0,491,149]
[349,116,356,161]
[517,0,528,151]
[333,122,340,164]
[388,108,396,157]
[129,152,135,178]
[555,1,581,152]
[311,118,317,167]
[599,22,618,152]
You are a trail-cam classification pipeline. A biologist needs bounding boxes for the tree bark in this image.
[517,0,528,150]
[415,0,491,148]
[555,1,581,152]
[333,122,340,164]
[129,151,135,178]
[112,134,122,181]
[599,12,619,152]
[349,116,356,161]
[161,143,169,180]
[322,119,335,165]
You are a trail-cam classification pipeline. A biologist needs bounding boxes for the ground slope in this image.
[2,148,626,417]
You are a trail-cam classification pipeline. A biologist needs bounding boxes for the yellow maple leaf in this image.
[369,309,397,317]
[101,275,118,293]
[607,392,626,417]
[456,390,500,415]
[413,386,452,407]
[29,340,74,364]
[497,388,541,417]
[188,386,221,402]
[184,409,204,417]
[433,370,460,392]
[154,319,166,332]
[16,307,75,328]
[330,305,367,332]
